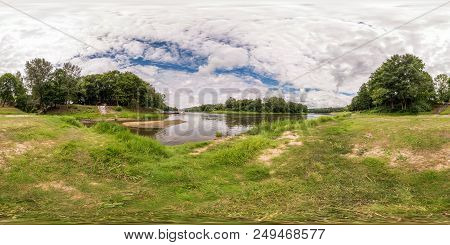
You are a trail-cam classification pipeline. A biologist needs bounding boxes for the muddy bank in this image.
[122,120,186,129]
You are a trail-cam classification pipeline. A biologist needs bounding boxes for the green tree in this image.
[349,83,372,111]
[0,73,27,107]
[225,97,236,111]
[61,63,81,104]
[25,58,53,108]
[362,54,435,112]
[434,74,449,103]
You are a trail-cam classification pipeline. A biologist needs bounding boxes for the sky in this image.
[0,0,449,108]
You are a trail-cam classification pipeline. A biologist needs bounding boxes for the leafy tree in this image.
[349,83,372,111]
[61,62,81,104]
[25,58,53,108]
[0,73,27,107]
[225,97,237,110]
[350,54,436,112]
[434,74,449,103]
[77,71,167,109]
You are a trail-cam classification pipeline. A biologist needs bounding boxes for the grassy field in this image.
[45,104,165,120]
[0,107,448,224]
[440,106,450,115]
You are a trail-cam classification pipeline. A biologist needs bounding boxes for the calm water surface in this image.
[128,113,326,145]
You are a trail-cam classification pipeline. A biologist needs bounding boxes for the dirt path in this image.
[98,105,107,115]
[258,131,303,165]
[189,137,233,156]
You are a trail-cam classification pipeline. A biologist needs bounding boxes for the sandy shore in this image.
[122,120,185,129]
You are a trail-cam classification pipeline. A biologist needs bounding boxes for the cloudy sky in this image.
[1,0,449,108]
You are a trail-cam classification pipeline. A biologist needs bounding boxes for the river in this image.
[126,112,326,145]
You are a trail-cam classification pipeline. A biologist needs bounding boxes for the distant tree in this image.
[225,97,236,110]
[434,74,449,103]
[254,98,263,113]
[24,58,53,108]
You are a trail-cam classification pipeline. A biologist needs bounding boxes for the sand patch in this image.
[347,143,450,171]
[347,144,385,158]
[258,131,303,165]
[3,115,32,118]
[36,181,84,200]
[258,146,287,165]
[0,142,31,168]
[190,137,233,156]
[0,141,54,169]
[122,120,185,129]
[280,131,300,141]
[391,147,450,171]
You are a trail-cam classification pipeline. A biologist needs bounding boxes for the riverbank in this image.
[45,104,165,120]
[0,107,448,224]
[196,110,306,115]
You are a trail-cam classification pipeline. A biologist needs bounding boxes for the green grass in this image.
[0,107,27,115]
[0,108,448,224]
[440,106,450,115]
[45,104,165,120]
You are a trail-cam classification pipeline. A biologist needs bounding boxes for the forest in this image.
[185,97,307,114]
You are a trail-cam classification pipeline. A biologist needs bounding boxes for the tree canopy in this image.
[0,73,27,108]
[2,58,167,112]
[186,97,307,114]
[349,54,445,112]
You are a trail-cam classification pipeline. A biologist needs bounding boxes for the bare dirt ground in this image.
[122,120,185,129]
[189,137,234,156]
[347,143,450,171]
[258,131,303,165]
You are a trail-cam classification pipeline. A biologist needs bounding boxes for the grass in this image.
[0,107,27,115]
[0,107,448,224]
[440,106,450,115]
[45,104,165,120]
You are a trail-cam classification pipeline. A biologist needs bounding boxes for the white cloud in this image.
[198,46,249,74]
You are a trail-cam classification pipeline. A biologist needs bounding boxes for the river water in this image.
[127,112,326,145]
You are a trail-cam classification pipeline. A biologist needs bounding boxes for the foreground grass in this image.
[0,108,448,224]
[440,106,450,115]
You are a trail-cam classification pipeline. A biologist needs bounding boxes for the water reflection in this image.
[130,113,324,145]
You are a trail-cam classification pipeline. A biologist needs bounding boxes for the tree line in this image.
[0,58,167,112]
[349,54,450,113]
[185,97,307,114]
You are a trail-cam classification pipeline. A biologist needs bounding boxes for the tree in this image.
[434,74,449,103]
[0,73,26,107]
[349,83,372,111]
[352,54,436,112]
[61,63,81,104]
[225,97,237,111]
[25,58,53,108]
